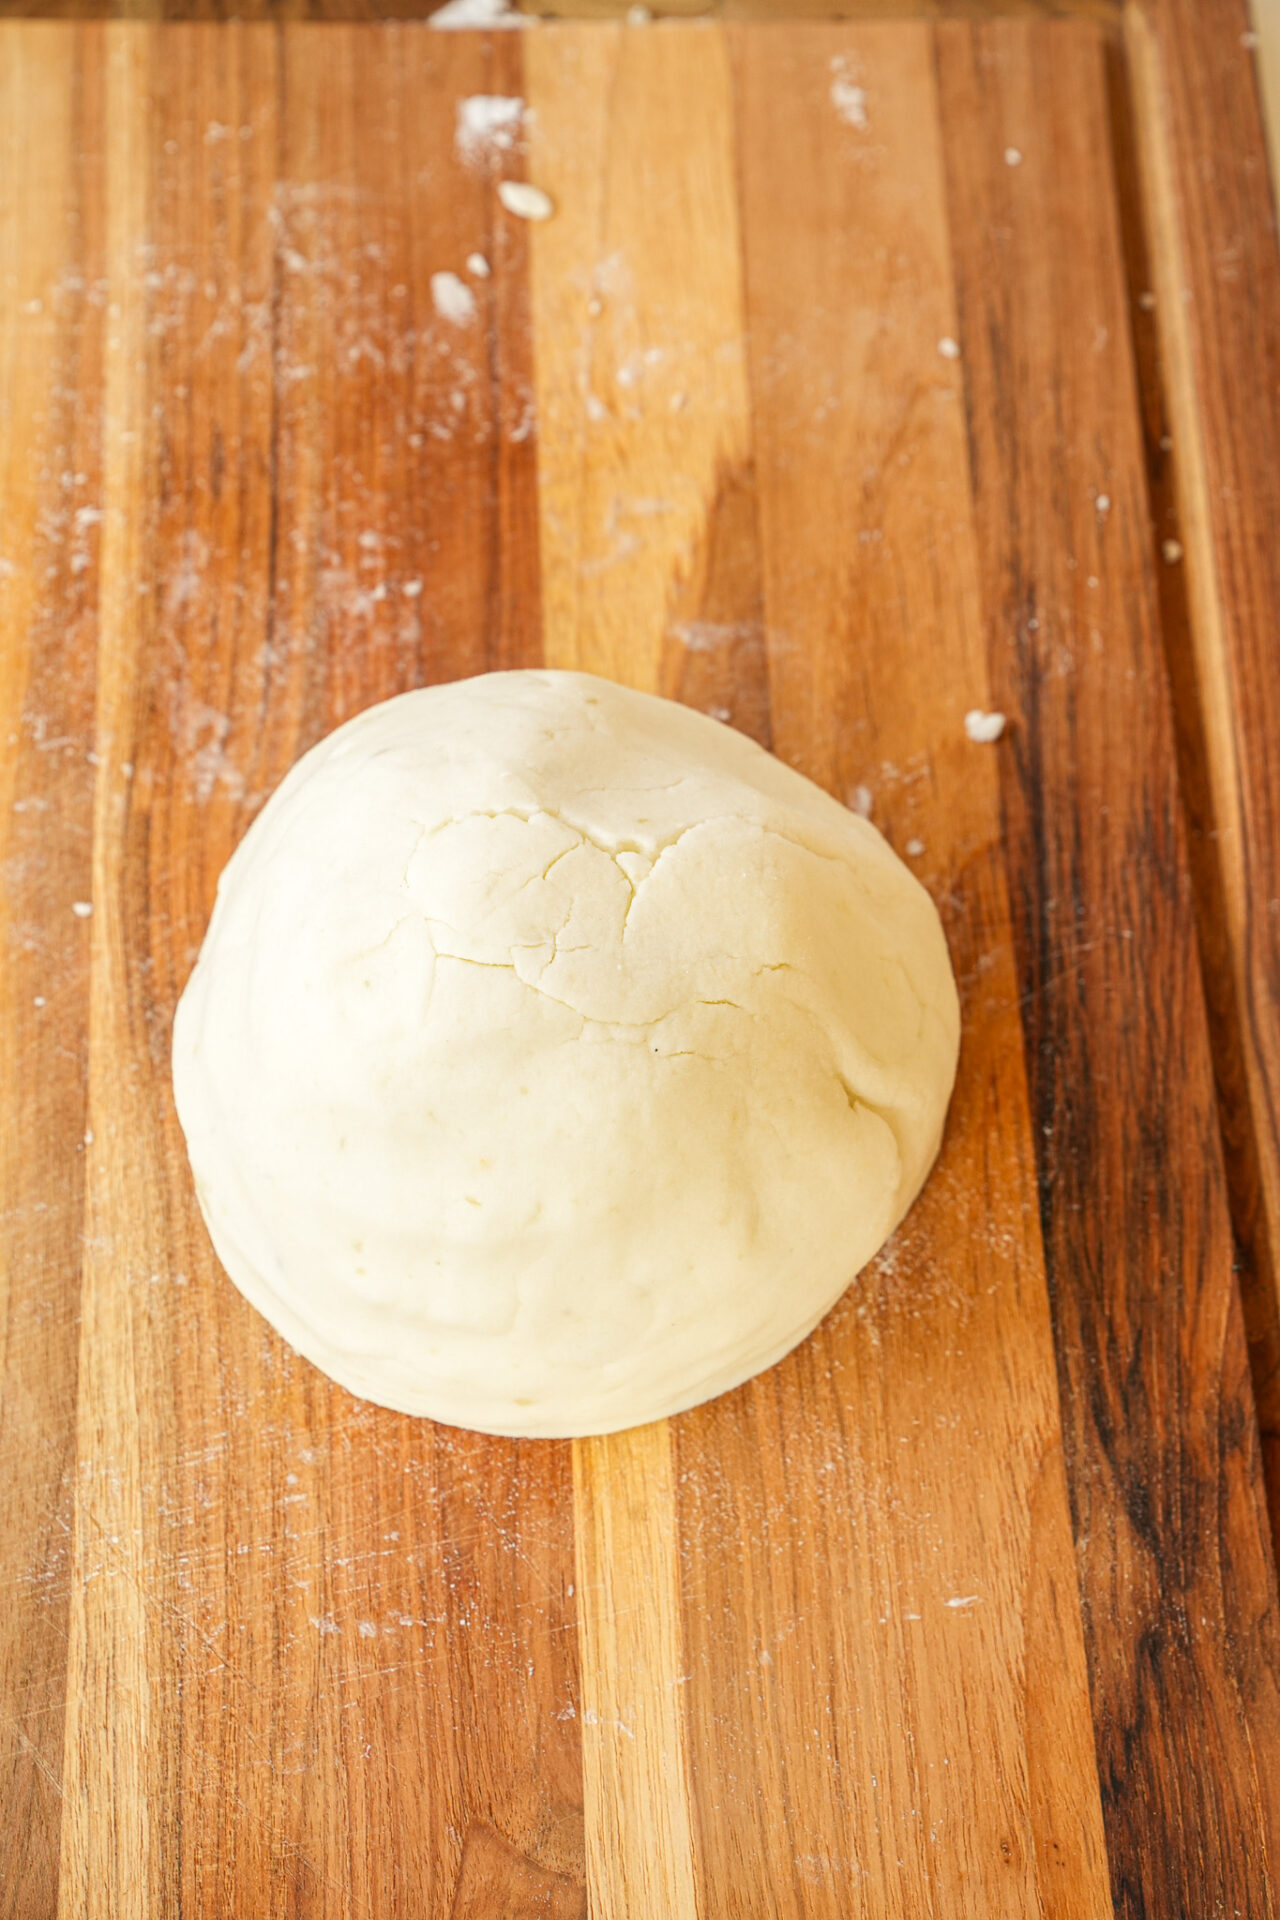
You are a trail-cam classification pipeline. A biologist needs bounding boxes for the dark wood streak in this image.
[1125,0,1280,1565]
[937,20,1280,1918]
[1105,23,1280,1569]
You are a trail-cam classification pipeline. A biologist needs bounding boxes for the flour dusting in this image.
[670,619,762,653]
[456,96,527,168]
[830,57,868,131]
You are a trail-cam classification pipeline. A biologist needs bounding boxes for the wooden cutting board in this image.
[3,18,1280,1918]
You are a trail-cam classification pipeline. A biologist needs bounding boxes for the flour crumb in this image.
[627,3,652,19]
[431,0,530,28]
[905,837,925,858]
[456,95,526,167]
[938,336,961,360]
[466,251,491,279]
[964,708,1006,744]
[72,900,93,918]
[1162,537,1184,563]
[1242,27,1260,47]
[672,619,755,652]
[1095,493,1111,514]
[431,271,476,326]
[1137,289,1156,311]
[33,995,46,1009]
[498,180,555,221]
[945,1594,982,1609]
[1004,146,1023,166]
[830,56,868,130]
[849,784,873,819]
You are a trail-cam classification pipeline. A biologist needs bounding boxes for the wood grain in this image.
[572,1427,698,1920]
[938,19,1280,1916]
[3,16,1280,1920]
[0,0,1122,23]
[1122,0,1280,1560]
[0,27,102,1919]
[683,25,1110,1915]
[1251,0,1280,200]
[527,21,754,699]
[522,0,1120,20]
[4,23,584,1917]
[528,21,1110,1915]
[527,36,749,1914]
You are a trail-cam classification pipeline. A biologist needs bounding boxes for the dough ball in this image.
[172,670,959,1436]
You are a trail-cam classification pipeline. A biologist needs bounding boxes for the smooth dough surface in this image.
[173,670,960,1436]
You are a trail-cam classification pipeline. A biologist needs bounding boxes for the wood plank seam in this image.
[1118,1,1280,1565]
